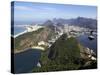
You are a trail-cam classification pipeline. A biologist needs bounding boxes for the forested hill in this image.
[14,26,56,52]
[32,34,97,72]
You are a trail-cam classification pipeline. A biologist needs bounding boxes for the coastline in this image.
[14,48,31,54]
[31,46,45,51]
[14,46,45,54]
[14,30,27,38]
[13,25,44,38]
[13,26,45,54]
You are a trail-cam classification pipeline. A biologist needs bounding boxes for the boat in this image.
[88,31,95,40]
[88,35,95,40]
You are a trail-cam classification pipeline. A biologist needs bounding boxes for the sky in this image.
[12,1,97,24]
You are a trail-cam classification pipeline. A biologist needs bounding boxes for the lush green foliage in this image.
[14,27,56,51]
[32,34,83,72]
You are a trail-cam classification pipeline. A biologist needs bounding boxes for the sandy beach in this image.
[14,30,27,38]
[14,46,45,54]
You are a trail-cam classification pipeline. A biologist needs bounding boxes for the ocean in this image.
[14,34,97,73]
[14,49,41,73]
[14,26,26,35]
[77,34,97,54]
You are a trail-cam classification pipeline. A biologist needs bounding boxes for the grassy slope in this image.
[14,28,44,51]
[32,34,82,72]
[14,27,55,51]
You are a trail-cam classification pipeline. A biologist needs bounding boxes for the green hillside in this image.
[32,34,97,72]
[32,34,82,72]
[14,26,56,52]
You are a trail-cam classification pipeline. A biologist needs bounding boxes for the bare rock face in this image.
[36,28,51,42]
[20,38,30,46]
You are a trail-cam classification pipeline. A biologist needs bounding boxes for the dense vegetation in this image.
[13,24,97,71]
[32,34,97,72]
[14,26,56,52]
[32,34,89,72]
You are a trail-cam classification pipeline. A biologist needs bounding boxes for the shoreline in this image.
[14,48,31,54]
[13,25,44,38]
[13,30,27,38]
[14,46,45,54]
[31,46,45,51]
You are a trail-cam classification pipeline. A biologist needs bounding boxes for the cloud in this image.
[14,6,33,11]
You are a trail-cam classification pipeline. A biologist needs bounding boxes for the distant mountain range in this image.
[42,17,97,29]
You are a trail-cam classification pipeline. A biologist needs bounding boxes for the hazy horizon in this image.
[11,1,97,25]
